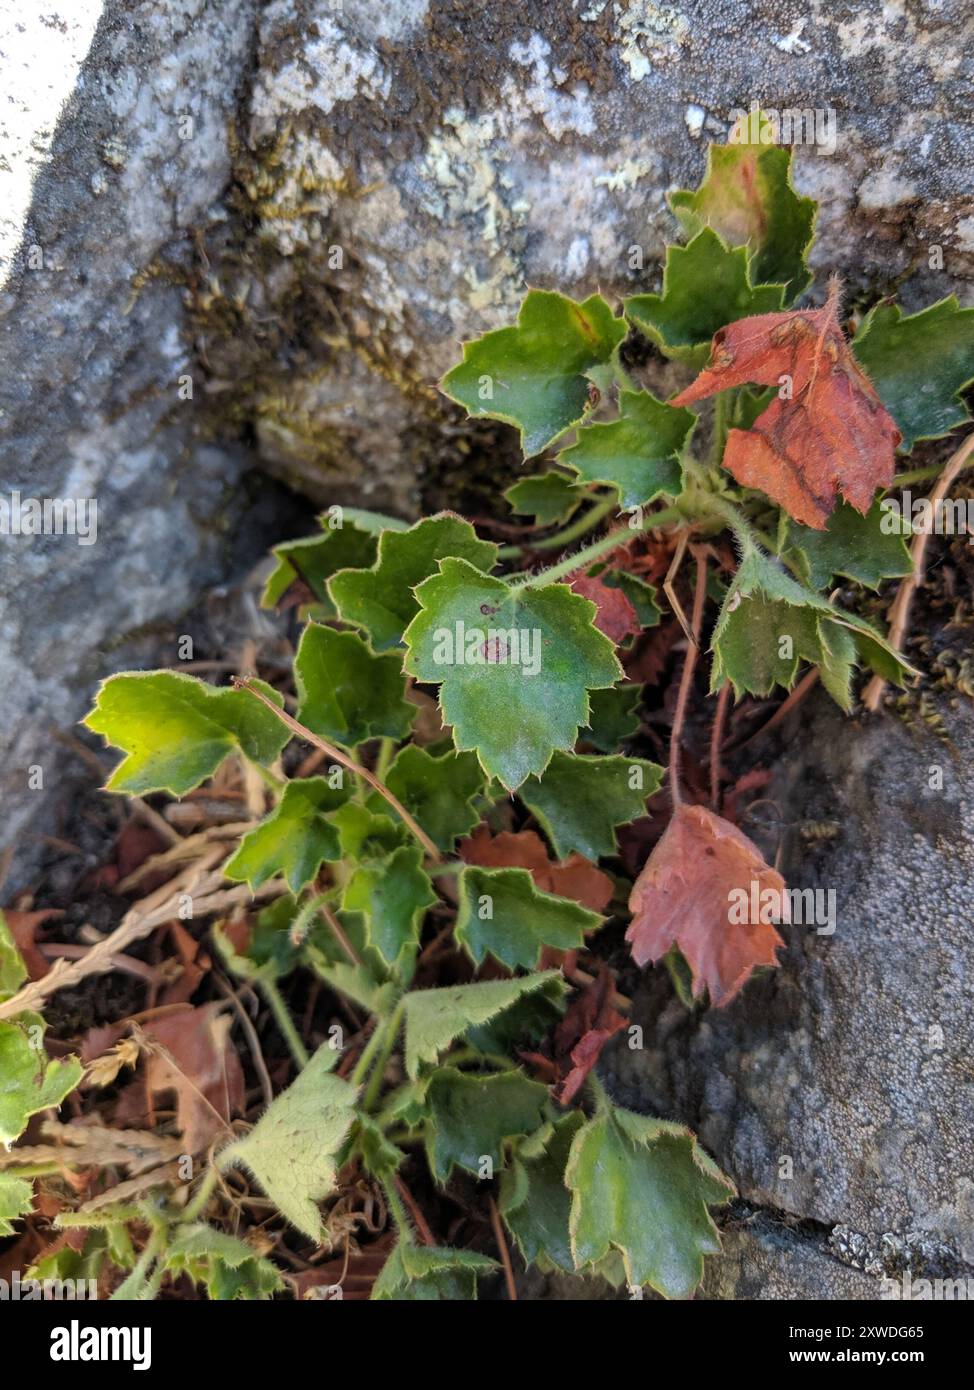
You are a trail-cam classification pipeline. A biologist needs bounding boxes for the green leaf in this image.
[339,507,410,535]
[424,1068,549,1181]
[0,1171,34,1236]
[343,845,437,971]
[670,111,815,300]
[788,499,912,590]
[850,627,911,686]
[711,543,913,704]
[0,1022,84,1145]
[583,685,641,753]
[464,975,566,1056]
[329,513,499,650]
[353,1114,404,1183]
[455,866,597,971]
[164,1223,284,1300]
[375,1079,430,1133]
[500,1112,584,1272]
[403,557,621,789]
[559,389,693,511]
[372,1241,496,1301]
[566,1105,734,1297]
[440,290,627,457]
[519,752,662,860]
[403,971,562,1079]
[30,1226,135,1283]
[294,623,414,748]
[504,472,584,526]
[717,598,875,709]
[853,297,974,451]
[307,949,398,1019]
[815,619,859,710]
[663,945,696,1010]
[331,803,406,860]
[223,776,350,893]
[0,911,28,1001]
[213,897,300,980]
[625,227,784,365]
[218,1045,357,1241]
[383,744,487,852]
[84,672,289,797]
[712,591,819,700]
[261,521,377,612]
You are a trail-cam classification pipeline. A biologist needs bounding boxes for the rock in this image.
[700,1211,877,1300]
[606,692,974,1295]
[227,0,974,501]
[0,1,284,871]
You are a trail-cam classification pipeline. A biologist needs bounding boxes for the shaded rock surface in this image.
[605,693,974,1297]
[234,0,974,500]
[0,0,279,870]
[699,1211,876,1300]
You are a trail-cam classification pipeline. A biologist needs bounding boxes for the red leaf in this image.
[83,1004,244,1153]
[4,908,62,981]
[115,821,168,880]
[551,962,626,1105]
[140,1004,244,1152]
[623,617,682,685]
[671,281,900,529]
[521,961,626,1105]
[156,922,210,1007]
[459,827,612,912]
[569,573,639,644]
[626,804,785,1006]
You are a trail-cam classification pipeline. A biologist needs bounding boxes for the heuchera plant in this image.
[4,113,974,1300]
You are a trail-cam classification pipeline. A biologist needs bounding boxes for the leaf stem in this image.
[497,493,616,559]
[350,1017,391,1088]
[710,390,733,468]
[587,1070,612,1113]
[511,526,629,587]
[513,504,685,590]
[258,971,310,1070]
[231,679,442,862]
[864,428,974,711]
[109,1228,166,1301]
[382,1176,414,1240]
[893,450,974,487]
[698,491,755,548]
[181,1165,220,1223]
[668,546,709,809]
[288,888,340,951]
[374,736,396,781]
[362,1000,406,1111]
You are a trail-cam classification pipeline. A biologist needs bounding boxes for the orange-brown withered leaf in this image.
[626,804,785,1006]
[671,282,900,528]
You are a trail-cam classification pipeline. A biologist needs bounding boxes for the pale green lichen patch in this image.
[615,0,690,79]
